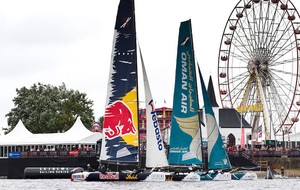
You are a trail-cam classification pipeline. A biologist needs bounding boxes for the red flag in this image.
[241,127,245,149]
[258,125,262,138]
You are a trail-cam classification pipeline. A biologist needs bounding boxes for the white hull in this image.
[231,172,257,180]
[71,171,89,182]
[199,171,232,181]
[181,172,201,181]
[143,172,172,181]
[211,172,231,181]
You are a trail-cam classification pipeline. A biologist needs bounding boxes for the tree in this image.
[4,83,94,134]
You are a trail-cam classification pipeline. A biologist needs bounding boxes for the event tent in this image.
[0,117,102,146]
[0,120,33,146]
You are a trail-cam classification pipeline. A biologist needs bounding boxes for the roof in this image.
[219,108,252,128]
[0,120,33,145]
[207,75,219,107]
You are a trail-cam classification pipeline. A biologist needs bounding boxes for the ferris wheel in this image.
[218,0,300,140]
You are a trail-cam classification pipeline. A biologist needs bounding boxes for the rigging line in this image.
[269,71,296,94]
[219,72,248,91]
[270,57,297,67]
[269,21,293,56]
[260,1,272,47]
[228,70,249,85]
[237,2,255,52]
[270,67,299,77]
[265,2,282,48]
[230,27,252,59]
[241,2,257,51]
[266,7,288,50]
[268,69,296,101]
[234,12,255,54]
[262,2,278,48]
[228,50,250,64]
[251,1,259,50]
[227,73,249,104]
[231,77,250,106]
[267,73,292,127]
[270,36,296,62]
[266,11,288,49]
[266,83,288,127]
[258,0,264,47]
[269,40,296,64]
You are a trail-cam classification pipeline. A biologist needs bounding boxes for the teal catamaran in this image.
[168,19,232,181]
[169,19,257,181]
[168,19,203,167]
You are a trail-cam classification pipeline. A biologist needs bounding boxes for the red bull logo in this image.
[104,101,136,139]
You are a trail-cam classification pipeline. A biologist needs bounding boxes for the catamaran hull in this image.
[171,172,201,181]
[71,171,204,182]
[143,172,173,181]
[231,172,257,180]
[71,171,153,181]
[199,172,232,181]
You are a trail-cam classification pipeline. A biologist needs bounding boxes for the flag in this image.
[241,127,245,149]
[258,125,262,138]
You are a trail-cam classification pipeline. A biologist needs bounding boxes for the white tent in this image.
[0,120,33,145]
[276,132,300,142]
[0,117,102,145]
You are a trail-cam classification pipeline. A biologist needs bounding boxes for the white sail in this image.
[139,46,169,168]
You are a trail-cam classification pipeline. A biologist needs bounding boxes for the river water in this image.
[0,178,300,190]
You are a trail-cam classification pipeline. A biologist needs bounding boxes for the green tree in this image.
[98,116,104,127]
[4,83,94,134]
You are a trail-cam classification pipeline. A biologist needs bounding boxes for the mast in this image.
[168,19,203,166]
[139,45,169,168]
[197,63,231,170]
[100,0,139,166]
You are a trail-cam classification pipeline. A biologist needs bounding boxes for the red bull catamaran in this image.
[71,0,170,181]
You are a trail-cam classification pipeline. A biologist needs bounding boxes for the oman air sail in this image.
[168,19,202,166]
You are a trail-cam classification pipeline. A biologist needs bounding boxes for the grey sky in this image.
[1,0,299,134]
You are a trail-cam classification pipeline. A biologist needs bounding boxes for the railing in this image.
[9,150,97,158]
[228,149,300,158]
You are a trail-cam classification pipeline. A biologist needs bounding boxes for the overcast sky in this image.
[1,0,299,133]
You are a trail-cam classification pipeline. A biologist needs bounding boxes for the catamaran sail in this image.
[71,0,171,182]
[197,64,257,180]
[198,63,231,170]
[168,19,203,166]
[100,0,139,165]
[139,46,169,168]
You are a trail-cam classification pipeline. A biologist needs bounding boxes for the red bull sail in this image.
[100,0,139,163]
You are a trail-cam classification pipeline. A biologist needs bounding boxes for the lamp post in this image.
[282,128,285,152]
[282,126,288,153]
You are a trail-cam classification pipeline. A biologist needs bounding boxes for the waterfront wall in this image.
[0,156,98,179]
[254,157,300,170]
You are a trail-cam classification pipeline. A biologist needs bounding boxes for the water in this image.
[1,178,300,190]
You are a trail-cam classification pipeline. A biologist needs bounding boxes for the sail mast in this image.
[100,0,139,165]
[138,44,169,168]
[197,63,231,170]
[168,19,203,166]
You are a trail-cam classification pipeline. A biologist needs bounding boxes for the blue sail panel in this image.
[198,64,231,170]
[100,0,139,163]
[168,20,202,165]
